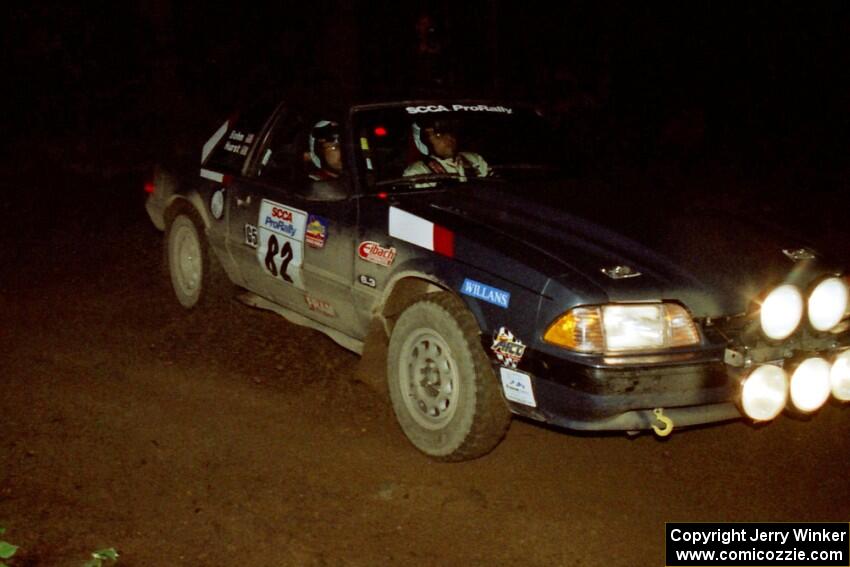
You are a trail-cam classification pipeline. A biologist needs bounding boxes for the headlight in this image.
[760,284,803,340]
[741,364,788,421]
[808,277,848,332]
[789,357,831,412]
[543,303,700,353]
[830,350,850,401]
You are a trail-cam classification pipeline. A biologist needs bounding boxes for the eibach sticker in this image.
[257,199,307,289]
[358,241,396,267]
[491,327,526,369]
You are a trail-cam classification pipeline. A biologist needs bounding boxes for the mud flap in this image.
[354,318,390,403]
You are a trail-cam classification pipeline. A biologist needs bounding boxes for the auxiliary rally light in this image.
[741,353,850,421]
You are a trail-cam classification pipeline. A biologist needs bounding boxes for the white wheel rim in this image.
[172,222,202,300]
[398,328,460,430]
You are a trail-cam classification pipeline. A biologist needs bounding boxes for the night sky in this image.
[5,1,850,219]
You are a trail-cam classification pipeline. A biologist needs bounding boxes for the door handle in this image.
[236,195,252,208]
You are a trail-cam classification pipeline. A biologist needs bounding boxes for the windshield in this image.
[352,103,563,190]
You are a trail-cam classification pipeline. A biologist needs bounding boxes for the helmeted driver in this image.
[308,120,342,180]
[403,118,488,179]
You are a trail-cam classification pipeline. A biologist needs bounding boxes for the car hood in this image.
[390,179,826,317]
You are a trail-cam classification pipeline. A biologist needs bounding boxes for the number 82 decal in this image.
[256,199,307,288]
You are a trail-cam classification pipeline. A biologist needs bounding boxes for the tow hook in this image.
[651,408,674,437]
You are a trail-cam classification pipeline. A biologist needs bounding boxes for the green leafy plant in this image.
[0,527,19,567]
[82,548,119,567]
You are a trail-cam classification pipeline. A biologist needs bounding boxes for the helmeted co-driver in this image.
[403,118,488,180]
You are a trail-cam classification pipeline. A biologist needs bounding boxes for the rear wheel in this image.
[387,292,510,461]
[164,209,226,309]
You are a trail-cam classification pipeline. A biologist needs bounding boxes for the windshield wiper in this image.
[375,173,501,188]
[490,163,561,172]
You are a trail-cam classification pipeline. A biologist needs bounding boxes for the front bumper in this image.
[503,351,742,431]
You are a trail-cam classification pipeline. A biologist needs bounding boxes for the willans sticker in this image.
[491,327,526,369]
[460,278,510,308]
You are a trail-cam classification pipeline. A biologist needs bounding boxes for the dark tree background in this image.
[4,0,849,237]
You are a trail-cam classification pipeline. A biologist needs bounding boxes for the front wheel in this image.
[387,292,511,461]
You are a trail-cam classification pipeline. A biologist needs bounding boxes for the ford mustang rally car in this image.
[146,99,850,461]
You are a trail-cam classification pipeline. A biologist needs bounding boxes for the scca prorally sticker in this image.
[499,367,536,407]
[210,188,225,220]
[358,241,396,267]
[305,214,329,249]
[491,327,526,369]
[304,294,336,317]
[244,224,258,248]
[405,104,513,115]
[358,274,377,288]
[257,200,307,289]
[460,278,510,308]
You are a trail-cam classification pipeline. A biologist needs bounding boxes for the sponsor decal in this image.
[499,367,536,407]
[358,274,377,288]
[358,241,397,267]
[244,224,258,248]
[491,327,526,369]
[405,104,513,115]
[460,278,510,308]
[305,214,329,249]
[210,189,225,220]
[263,205,299,237]
[304,294,336,317]
[388,207,454,257]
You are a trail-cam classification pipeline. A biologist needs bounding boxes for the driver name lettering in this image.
[405,104,513,115]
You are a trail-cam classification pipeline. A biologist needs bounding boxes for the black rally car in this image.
[146,99,850,461]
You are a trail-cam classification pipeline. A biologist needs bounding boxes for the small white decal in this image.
[244,224,258,248]
[210,189,225,220]
[499,368,536,407]
[358,274,377,288]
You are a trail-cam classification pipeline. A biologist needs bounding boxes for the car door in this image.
[226,109,360,337]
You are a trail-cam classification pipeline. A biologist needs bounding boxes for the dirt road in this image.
[1,167,848,566]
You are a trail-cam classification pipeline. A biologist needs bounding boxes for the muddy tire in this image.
[164,208,228,309]
[387,292,511,461]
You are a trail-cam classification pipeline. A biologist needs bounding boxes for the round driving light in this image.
[741,364,788,421]
[808,277,849,332]
[830,350,850,401]
[790,357,831,412]
[760,285,803,340]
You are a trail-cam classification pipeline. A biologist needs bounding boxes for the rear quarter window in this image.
[202,102,277,176]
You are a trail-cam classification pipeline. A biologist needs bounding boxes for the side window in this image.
[256,113,304,186]
[203,103,273,176]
